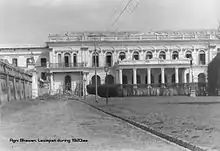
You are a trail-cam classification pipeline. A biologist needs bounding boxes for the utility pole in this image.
[94,40,98,103]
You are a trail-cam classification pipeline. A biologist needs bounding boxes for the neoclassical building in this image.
[0,29,220,95]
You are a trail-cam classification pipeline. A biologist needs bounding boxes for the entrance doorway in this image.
[64,75,71,91]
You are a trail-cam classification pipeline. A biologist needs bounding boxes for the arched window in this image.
[199,50,206,65]
[119,52,126,60]
[91,75,101,85]
[198,73,206,83]
[106,52,112,66]
[12,58,18,67]
[159,51,166,59]
[64,53,70,67]
[133,51,139,60]
[64,75,71,91]
[73,53,77,66]
[92,52,99,67]
[185,51,192,59]
[105,75,114,84]
[26,58,32,67]
[172,51,179,60]
[40,58,47,67]
[146,51,153,59]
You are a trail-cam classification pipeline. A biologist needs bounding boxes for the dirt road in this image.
[0,99,188,151]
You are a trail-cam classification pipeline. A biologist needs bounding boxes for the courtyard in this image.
[0,97,187,151]
[87,96,220,151]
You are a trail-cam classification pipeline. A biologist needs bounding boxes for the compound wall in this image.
[0,60,32,104]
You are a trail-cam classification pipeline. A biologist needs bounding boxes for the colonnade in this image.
[118,67,193,85]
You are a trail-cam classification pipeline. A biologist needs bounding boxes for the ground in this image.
[87,96,220,151]
[0,97,188,151]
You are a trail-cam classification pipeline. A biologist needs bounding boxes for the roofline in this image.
[0,44,48,49]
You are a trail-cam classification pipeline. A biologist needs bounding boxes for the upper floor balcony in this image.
[49,63,86,69]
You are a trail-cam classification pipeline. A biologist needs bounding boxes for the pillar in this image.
[119,69,123,84]
[50,72,54,94]
[175,67,179,83]
[6,73,10,102]
[161,68,165,84]
[133,68,137,84]
[13,77,17,100]
[32,69,38,99]
[189,68,192,83]
[61,52,64,64]
[70,52,74,67]
[23,79,26,99]
[183,69,187,83]
[147,68,151,84]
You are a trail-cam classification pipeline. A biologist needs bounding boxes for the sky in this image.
[0,0,220,45]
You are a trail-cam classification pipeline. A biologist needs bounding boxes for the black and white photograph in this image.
[0,0,220,150]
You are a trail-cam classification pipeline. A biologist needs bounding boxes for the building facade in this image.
[1,30,220,95]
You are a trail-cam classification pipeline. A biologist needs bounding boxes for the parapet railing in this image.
[48,32,220,42]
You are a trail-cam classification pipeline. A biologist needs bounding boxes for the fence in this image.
[0,60,32,104]
[119,83,209,97]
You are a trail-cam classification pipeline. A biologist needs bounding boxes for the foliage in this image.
[86,84,96,95]
[207,52,220,95]
[97,84,121,98]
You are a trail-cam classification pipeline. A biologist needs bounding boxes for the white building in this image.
[0,30,220,95]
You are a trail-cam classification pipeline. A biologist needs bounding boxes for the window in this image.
[106,52,112,66]
[199,50,206,65]
[172,51,179,60]
[58,54,62,67]
[26,58,32,67]
[119,52,126,60]
[73,54,77,66]
[159,51,166,59]
[41,58,47,67]
[12,58,18,67]
[185,51,192,59]
[92,52,99,67]
[133,51,139,60]
[146,51,153,59]
[64,53,70,67]
[41,72,47,80]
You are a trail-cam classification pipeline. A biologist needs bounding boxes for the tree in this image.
[207,52,220,95]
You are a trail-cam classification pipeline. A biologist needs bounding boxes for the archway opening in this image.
[64,75,71,91]
[105,75,114,84]
[91,75,101,86]
[64,53,70,67]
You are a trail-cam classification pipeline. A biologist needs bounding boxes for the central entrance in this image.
[64,75,71,91]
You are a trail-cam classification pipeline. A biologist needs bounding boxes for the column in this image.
[70,52,73,67]
[161,68,165,84]
[175,67,179,83]
[61,52,64,64]
[119,69,123,84]
[13,77,17,100]
[189,68,192,83]
[50,72,54,94]
[133,68,137,84]
[6,75,10,102]
[183,69,187,83]
[31,69,38,99]
[147,68,151,84]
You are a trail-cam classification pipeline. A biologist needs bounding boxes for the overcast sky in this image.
[0,0,220,45]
